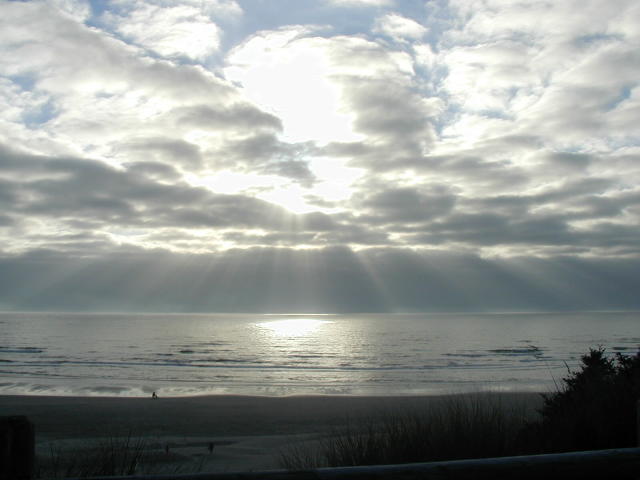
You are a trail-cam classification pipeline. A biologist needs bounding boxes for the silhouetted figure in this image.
[165,443,170,455]
[208,442,214,454]
[152,391,157,399]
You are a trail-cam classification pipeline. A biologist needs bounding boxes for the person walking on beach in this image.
[152,391,157,399]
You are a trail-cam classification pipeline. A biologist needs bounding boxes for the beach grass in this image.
[36,432,209,478]
[279,348,640,469]
[37,432,147,478]
[279,393,536,469]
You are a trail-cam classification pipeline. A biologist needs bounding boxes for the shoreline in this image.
[1,391,544,438]
[1,392,544,473]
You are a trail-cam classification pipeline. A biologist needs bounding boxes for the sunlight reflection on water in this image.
[256,318,332,337]
[1,312,638,396]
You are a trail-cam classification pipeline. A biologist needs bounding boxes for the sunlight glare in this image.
[186,171,284,194]
[225,31,363,144]
[256,184,314,214]
[257,318,330,337]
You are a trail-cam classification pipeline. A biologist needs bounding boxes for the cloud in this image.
[0,0,244,167]
[122,161,181,181]
[223,26,442,207]
[373,13,427,41]
[208,132,316,184]
[103,3,222,61]
[326,0,394,7]
[49,0,91,22]
[0,3,230,97]
[1,0,640,312]
[226,26,440,181]
[440,0,640,149]
[0,144,313,248]
[117,138,203,168]
[225,27,362,144]
[356,185,457,224]
[1,247,638,312]
[172,104,282,131]
[0,1,316,191]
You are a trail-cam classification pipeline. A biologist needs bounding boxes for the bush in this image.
[533,347,640,452]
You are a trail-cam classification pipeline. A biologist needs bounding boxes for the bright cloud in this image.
[374,13,427,41]
[105,3,222,60]
[226,27,379,144]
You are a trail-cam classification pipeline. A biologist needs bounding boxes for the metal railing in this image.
[62,447,640,480]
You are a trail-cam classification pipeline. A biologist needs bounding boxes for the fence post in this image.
[0,416,35,480]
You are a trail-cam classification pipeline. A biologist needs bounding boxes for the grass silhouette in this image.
[281,347,640,469]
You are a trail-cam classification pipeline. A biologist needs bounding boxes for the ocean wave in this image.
[0,347,45,354]
[488,347,543,355]
[0,311,633,397]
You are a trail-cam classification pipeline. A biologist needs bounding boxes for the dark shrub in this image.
[534,347,640,452]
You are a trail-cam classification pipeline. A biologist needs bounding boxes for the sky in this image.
[1,0,639,313]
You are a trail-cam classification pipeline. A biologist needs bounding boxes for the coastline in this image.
[1,392,544,438]
[1,392,543,473]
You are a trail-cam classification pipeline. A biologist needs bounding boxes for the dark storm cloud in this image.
[325,76,439,170]
[299,211,339,231]
[223,231,318,246]
[434,156,529,188]
[469,177,622,219]
[212,133,316,185]
[321,144,529,190]
[16,231,122,256]
[543,152,593,173]
[0,178,19,205]
[4,142,637,256]
[172,104,282,131]
[1,246,638,313]
[119,138,203,167]
[408,212,574,247]
[355,185,457,224]
[0,144,302,231]
[343,78,436,143]
[314,224,390,245]
[0,214,16,227]
[341,173,639,253]
[122,161,181,181]
[405,211,640,254]
[376,155,530,192]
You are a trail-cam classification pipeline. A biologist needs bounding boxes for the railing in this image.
[2,416,640,480]
[63,447,640,480]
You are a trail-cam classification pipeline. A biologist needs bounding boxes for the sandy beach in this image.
[0,392,542,473]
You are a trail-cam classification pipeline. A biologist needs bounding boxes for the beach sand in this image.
[0,393,543,473]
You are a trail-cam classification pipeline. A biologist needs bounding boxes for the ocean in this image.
[0,311,638,397]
